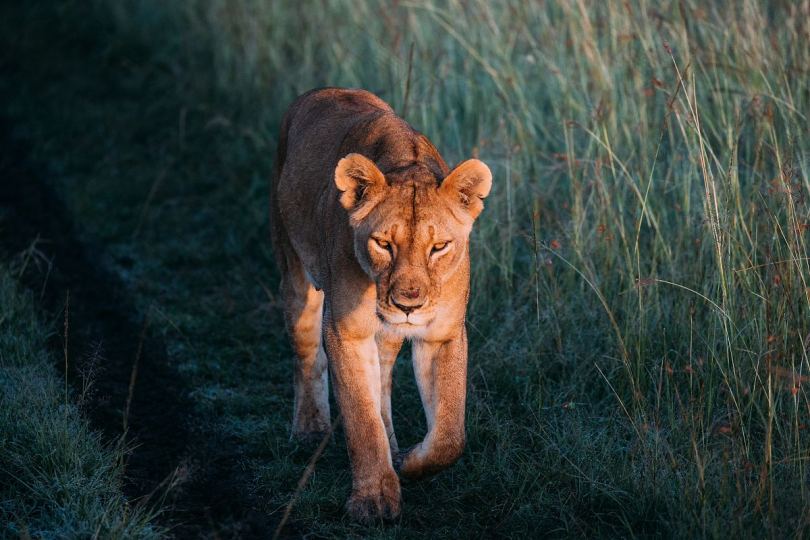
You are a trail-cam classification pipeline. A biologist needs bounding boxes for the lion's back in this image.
[273,88,395,285]
[276,88,392,191]
[282,88,393,160]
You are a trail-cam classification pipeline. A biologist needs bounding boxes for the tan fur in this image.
[270,88,492,522]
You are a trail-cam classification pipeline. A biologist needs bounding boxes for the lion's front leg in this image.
[323,314,400,522]
[377,331,404,454]
[397,329,467,479]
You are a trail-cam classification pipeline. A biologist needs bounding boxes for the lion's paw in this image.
[392,445,415,473]
[291,412,331,445]
[346,472,401,523]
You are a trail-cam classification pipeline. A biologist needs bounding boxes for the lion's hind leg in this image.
[282,262,330,441]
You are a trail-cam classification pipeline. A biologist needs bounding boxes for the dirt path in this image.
[0,117,279,538]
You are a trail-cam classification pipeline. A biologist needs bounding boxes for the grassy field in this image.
[0,263,161,538]
[2,0,809,537]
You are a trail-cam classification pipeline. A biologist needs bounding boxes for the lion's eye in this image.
[373,238,392,252]
[431,242,450,254]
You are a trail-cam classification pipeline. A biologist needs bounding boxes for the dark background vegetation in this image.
[1,1,808,538]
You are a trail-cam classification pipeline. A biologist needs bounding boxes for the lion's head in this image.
[334,153,492,334]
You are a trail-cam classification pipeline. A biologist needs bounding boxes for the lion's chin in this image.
[377,308,434,330]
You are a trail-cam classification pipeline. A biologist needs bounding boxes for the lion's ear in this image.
[440,159,492,219]
[334,153,387,218]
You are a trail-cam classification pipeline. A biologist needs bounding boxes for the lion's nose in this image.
[401,288,421,300]
[391,287,425,313]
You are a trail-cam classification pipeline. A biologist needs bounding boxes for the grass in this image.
[1,0,809,537]
[0,263,162,538]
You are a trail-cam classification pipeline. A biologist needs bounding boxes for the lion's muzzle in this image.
[390,286,425,314]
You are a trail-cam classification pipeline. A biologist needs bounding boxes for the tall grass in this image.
[4,0,809,536]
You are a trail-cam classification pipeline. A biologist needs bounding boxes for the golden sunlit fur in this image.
[270,88,491,522]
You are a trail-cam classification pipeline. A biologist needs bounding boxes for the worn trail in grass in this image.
[0,3,342,538]
[0,115,277,537]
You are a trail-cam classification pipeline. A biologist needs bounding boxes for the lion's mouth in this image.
[377,306,434,327]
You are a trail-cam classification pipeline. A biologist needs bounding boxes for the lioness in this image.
[270,88,491,522]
